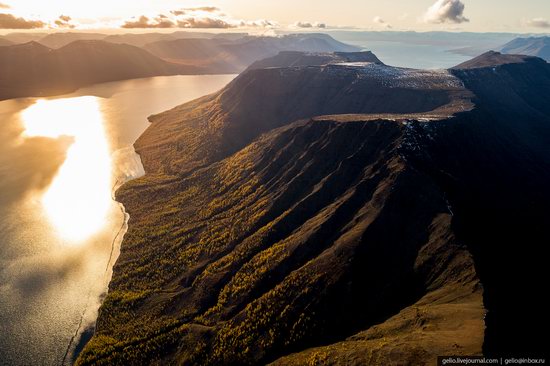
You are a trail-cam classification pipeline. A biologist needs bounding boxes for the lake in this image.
[0,74,236,366]
[344,40,471,69]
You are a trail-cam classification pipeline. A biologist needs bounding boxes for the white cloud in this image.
[242,19,279,28]
[424,0,469,24]
[177,17,235,29]
[122,7,277,29]
[122,15,176,28]
[525,18,550,29]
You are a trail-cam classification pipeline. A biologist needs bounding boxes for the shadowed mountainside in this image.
[77,52,550,365]
[443,55,550,356]
[0,40,197,100]
[499,36,550,61]
[144,34,361,73]
[134,55,471,177]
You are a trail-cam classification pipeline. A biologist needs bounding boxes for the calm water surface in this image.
[0,74,235,366]
[348,40,471,69]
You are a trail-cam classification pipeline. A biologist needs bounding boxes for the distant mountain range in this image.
[0,38,13,47]
[0,33,359,100]
[0,32,45,44]
[37,32,108,49]
[0,40,190,100]
[143,34,360,73]
[77,50,550,364]
[499,36,550,61]
[104,32,249,47]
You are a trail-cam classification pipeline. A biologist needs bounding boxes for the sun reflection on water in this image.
[21,97,112,243]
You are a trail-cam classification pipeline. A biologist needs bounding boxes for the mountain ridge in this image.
[77,51,550,364]
[451,50,544,69]
[0,40,198,100]
[499,36,550,61]
[143,34,361,73]
[0,34,361,101]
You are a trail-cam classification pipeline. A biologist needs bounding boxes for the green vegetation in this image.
[78,105,484,364]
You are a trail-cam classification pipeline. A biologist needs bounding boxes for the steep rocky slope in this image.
[135,59,471,177]
[444,53,550,355]
[78,52,550,364]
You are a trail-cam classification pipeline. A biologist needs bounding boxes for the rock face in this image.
[143,34,361,73]
[499,36,550,61]
[77,52,550,365]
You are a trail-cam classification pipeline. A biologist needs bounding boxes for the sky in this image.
[0,0,549,33]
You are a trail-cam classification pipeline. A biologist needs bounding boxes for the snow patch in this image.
[331,62,464,89]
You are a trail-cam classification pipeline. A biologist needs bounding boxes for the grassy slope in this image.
[77,55,550,364]
[77,116,483,365]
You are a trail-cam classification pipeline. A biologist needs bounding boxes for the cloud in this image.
[169,7,219,16]
[0,2,10,9]
[0,13,46,29]
[122,7,277,29]
[293,21,327,29]
[373,16,392,29]
[183,7,219,12]
[122,15,175,29]
[177,17,235,29]
[122,15,233,29]
[526,18,550,29]
[423,0,469,24]
[54,14,75,29]
[242,19,279,28]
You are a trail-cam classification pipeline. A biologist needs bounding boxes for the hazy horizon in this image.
[0,0,549,34]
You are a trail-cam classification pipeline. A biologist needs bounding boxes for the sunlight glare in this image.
[21,97,112,243]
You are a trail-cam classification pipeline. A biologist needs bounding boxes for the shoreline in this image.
[66,149,146,365]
